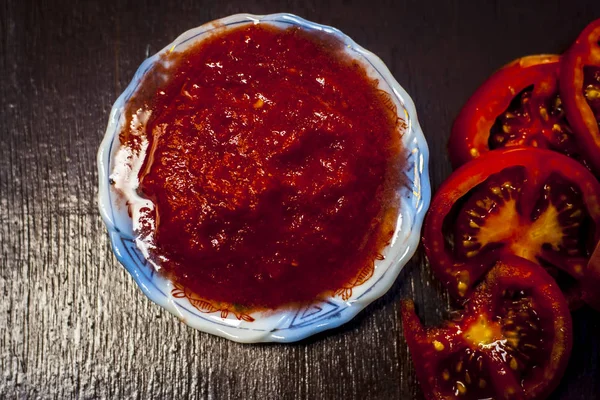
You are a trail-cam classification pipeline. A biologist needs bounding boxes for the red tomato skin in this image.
[449,55,560,169]
[560,19,600,176]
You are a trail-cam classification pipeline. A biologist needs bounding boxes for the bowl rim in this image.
[97,12,431,343]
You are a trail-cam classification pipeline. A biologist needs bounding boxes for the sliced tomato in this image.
[449,55,587,169]
[402,256,572,400]
[585,241,600,310]
[560,19,600,175]
[423,147,600,309]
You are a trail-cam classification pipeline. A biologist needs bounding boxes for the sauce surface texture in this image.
[122,24,403,311]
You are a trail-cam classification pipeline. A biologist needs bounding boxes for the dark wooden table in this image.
[2,1,600,398]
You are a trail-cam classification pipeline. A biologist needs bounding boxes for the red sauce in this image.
[122,24,403,311]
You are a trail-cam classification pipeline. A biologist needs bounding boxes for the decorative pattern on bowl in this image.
[97,13,430,343]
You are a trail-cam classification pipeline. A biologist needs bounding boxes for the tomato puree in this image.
[120,24,403,311]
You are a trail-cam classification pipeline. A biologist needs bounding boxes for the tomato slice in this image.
[560,19,600,175]
[402,256,572,400]
[449,55,587,169]
[423,147,600,309]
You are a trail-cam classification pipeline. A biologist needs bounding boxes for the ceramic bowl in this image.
[97,13,430,343]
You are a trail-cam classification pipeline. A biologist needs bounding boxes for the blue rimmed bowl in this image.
[97,13,430,343]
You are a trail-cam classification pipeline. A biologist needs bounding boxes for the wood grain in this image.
[1,0,599,398]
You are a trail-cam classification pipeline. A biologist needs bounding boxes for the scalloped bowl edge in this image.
[97,13,430,343]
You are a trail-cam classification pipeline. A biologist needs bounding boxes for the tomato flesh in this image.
[560,19,600,175]
[488,86,579,157]
[454,168,588,267]
[424,148,600,309]
[452,167,590,307]
[583,66,600,127]
[454,166,525,261]
[402,258,572,400]
[497,290,547,378]
[437,347,494,398]
[435,296,546,399]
